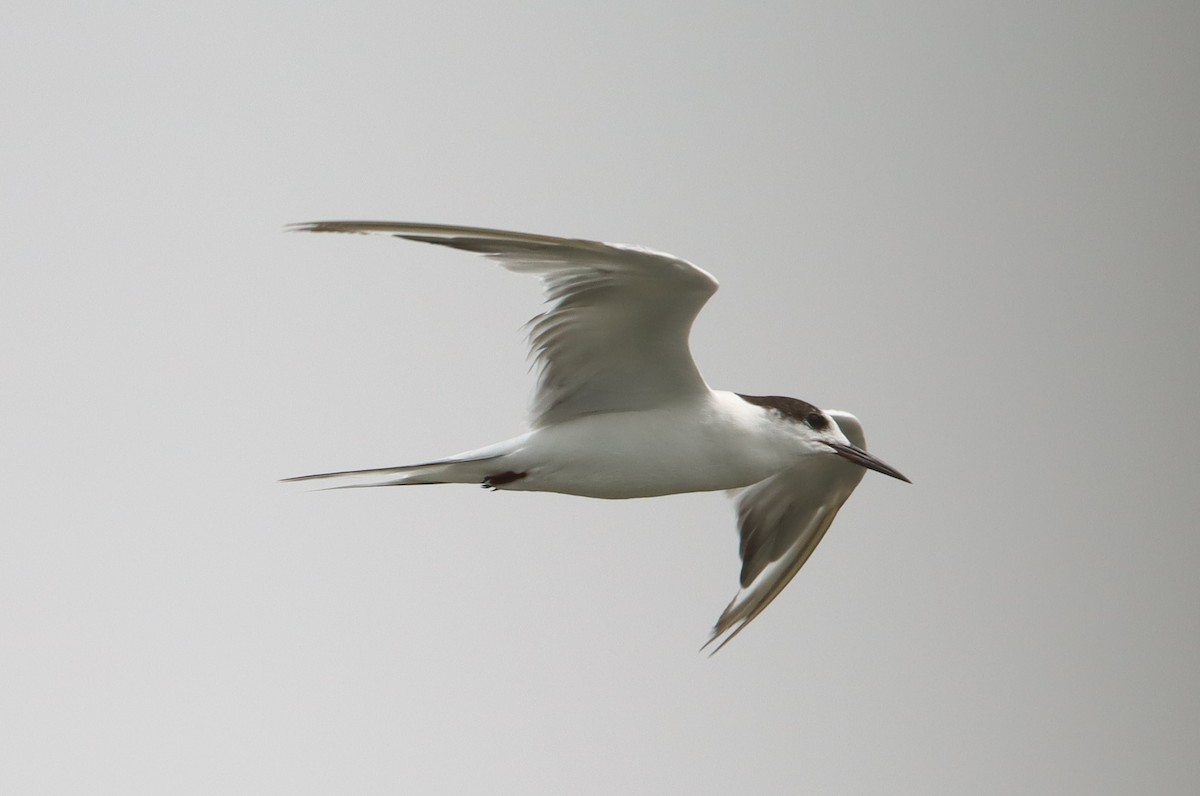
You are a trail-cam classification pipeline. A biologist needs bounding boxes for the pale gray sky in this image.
[4,1,1199,793]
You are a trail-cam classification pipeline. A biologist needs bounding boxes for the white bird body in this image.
[374,391,813,499]
[285,221,910,652]
[506,391,802,498]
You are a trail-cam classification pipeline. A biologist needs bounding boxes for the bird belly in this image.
[497,404,791,499]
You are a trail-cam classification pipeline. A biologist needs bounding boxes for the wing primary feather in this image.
[702,412,873,654]
[289,220,719,429]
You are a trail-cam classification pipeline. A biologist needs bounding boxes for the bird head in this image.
[738,394,911,483]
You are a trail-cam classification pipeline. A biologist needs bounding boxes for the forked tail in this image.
[281,443,519,490]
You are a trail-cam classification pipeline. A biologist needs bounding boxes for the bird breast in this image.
[505,392,799,499]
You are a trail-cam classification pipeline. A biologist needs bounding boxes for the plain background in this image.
[4,2,1198,793]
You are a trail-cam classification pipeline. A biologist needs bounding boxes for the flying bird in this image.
[284,221,910,652]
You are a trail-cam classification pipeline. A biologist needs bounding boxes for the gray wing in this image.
[291,221,719,427]
[704,412,869,654]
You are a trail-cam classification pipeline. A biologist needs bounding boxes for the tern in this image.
[285,221,910,652]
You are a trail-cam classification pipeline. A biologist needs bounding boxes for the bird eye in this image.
[805,412,829,431]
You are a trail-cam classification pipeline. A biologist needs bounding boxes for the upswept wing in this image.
[705,412,870,654]
[291,221,719,426]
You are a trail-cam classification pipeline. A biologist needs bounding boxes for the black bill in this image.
[825,442,912,483]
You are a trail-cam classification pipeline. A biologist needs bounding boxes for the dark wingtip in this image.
[285,221,351,234]
[700,627,742,657]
